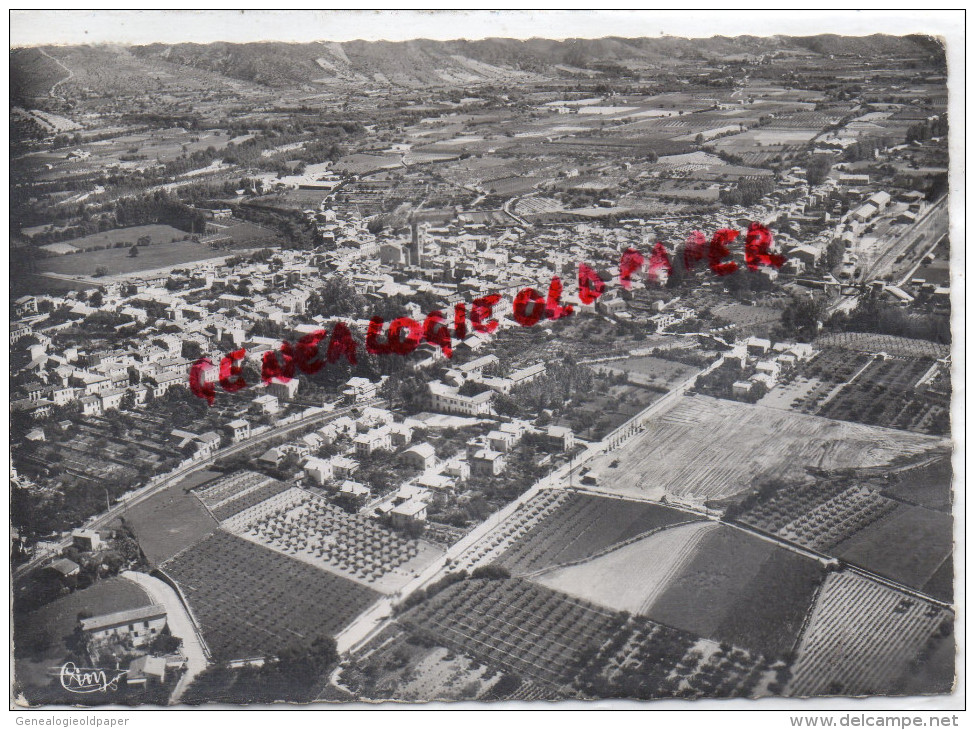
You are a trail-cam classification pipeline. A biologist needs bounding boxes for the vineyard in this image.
[161,530,381,661]
[495,492,698,575]
[210,480,290,522]
[787,572,953,697]
[195,470,274,510]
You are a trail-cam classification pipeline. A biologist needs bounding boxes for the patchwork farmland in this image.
[397,575,784,699]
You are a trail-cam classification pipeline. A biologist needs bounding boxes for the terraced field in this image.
[585,395,946,505]
[787,572,953,697]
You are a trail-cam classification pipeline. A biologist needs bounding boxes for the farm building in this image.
[81,604,168,648]
[126,656,167,686]
[852,203,878,223]
[746,337,772,357]
[71,529,104,552]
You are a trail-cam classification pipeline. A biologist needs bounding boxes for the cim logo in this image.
[59,662,127,693]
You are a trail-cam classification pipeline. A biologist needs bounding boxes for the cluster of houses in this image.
[729,337,815,400]
[287,403,575,529]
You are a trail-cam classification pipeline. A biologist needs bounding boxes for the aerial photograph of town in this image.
[9,10,961,712]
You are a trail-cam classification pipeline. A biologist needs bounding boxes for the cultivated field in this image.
[39,240,227,278]
[739,480,899,553]
[711,302,782,328]
[584,395,947,505]
[833,504,952,593]
[37,224,189,254]
[816,358,948,435]
[400,576,620,688]
[814,333,950,359]
[534,520,716,614]
[496,492,699,576]
[787,572,953,697]
[399,575,781,699]
[120,469,221,566]
[644,525,825,658]
[593,356,701,390]
[161,530,381,661]
[882,453,952,512]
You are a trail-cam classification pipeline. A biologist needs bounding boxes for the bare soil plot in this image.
[585,395,947,505]
[787,571,952,697]
[120,470,221,566]
[833,504,952,593]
